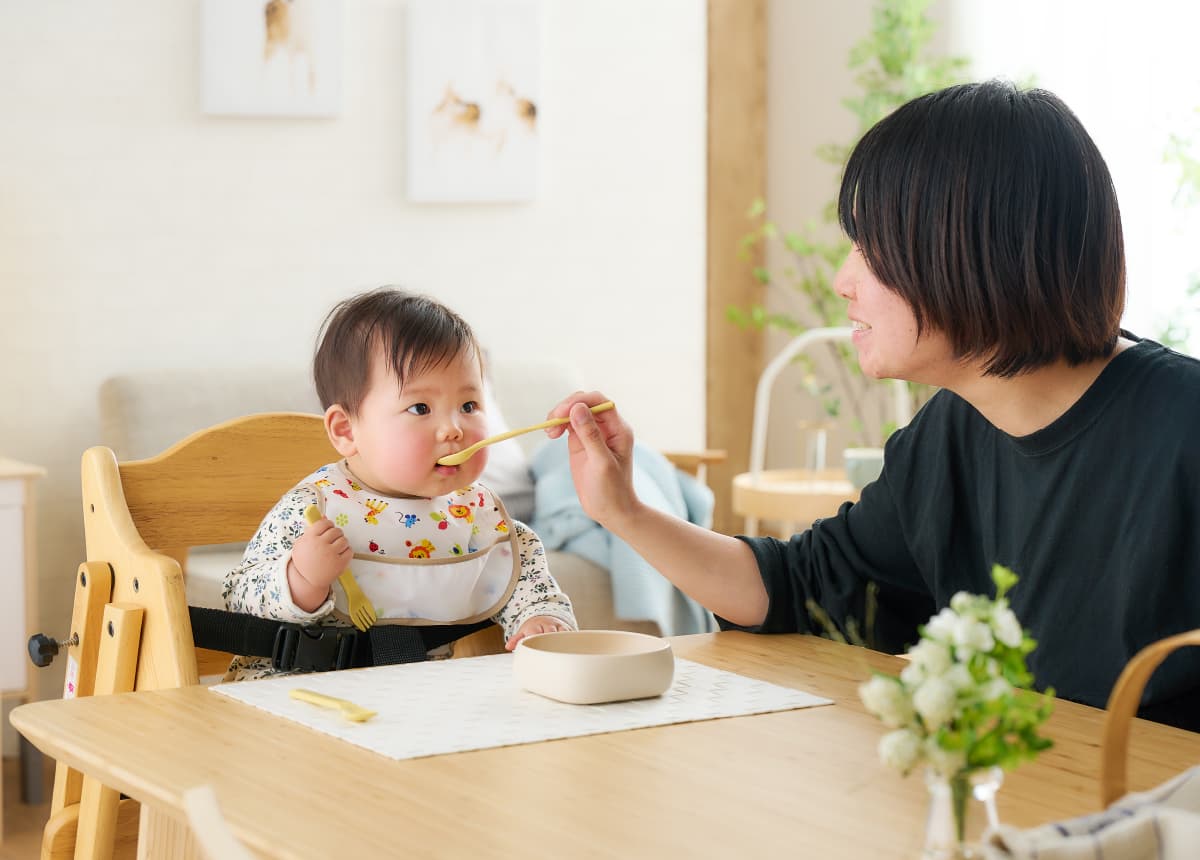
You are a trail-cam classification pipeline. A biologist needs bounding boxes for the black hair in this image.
[838,80,1125,376]
[314,287,480,414]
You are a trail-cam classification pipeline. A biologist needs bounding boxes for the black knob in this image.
[27,633,77,668]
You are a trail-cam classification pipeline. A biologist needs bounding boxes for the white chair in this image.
[732,327,913,537]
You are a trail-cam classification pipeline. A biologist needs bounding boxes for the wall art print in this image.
[202,0,343,118]
[407,0,541,201]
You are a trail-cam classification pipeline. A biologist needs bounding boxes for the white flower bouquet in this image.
[859,564,1054,780]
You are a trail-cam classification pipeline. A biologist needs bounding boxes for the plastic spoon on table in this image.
[436,401,615,467]
[289,688,377,722]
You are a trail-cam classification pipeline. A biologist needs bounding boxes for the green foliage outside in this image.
[1157,107,1200,352]
[728,0,969,446]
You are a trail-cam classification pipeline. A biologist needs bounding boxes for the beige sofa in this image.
[97,359,661,636]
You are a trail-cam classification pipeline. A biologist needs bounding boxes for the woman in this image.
[547,80,1200,731]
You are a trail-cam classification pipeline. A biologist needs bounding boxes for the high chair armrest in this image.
[661,449,727,484]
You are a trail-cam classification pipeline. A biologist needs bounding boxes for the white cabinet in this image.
[0,459,44,829]
[0,460,41,699]
[0,460,41,695]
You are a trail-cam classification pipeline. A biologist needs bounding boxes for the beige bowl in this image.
[513,630,675,705]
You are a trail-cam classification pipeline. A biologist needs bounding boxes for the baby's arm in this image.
[493,521,578,649]
[222,485,337,622]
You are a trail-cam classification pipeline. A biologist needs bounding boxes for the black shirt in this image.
[730,336,1200,732]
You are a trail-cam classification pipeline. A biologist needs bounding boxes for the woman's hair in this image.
[313,287,480,414]
[838,80,1126,376]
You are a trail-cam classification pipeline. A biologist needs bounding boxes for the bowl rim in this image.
[515,629,672,657]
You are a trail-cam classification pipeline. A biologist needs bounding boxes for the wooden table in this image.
[11,632,1200,859]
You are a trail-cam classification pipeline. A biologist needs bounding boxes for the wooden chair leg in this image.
[42,800,140,860]
[1100,629,1200,806]
[74,604,143,860]
[48,563,113,823]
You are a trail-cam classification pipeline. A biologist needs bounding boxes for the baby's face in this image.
[346,348,489,498]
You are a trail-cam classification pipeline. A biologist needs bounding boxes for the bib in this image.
[302,462,519,626]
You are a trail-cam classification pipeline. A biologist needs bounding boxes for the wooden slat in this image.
[707,0,767,534]
[50,561,113,818]
[74,604,143,860]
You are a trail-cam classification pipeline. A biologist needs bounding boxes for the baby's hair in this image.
[838,79,1125,377]
[314,287,481,415]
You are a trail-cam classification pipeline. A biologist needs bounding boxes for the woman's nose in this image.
[833,253,856,300]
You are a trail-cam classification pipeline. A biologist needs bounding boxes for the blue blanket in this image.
[530,437,718,636]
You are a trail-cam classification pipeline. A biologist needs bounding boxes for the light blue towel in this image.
[530,436,718,637]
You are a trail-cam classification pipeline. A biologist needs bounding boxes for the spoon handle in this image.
[440,401,615,465]
[492,400,615,442]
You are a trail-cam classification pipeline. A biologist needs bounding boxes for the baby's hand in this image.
[290,515,352,593]
[506,615,572,650]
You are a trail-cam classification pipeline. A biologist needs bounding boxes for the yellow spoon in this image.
[437,401,615,467]
[289,688,377,722]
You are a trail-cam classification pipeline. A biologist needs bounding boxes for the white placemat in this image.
[211,654,831,761]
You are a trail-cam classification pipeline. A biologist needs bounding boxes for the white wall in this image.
[0,0,707,713]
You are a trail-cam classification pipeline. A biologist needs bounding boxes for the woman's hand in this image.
[546,391,640,532]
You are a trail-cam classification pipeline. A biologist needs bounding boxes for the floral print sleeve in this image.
[492,521,577,639]
[222,484,335,623]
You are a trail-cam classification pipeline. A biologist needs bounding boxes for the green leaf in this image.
[991,564,1018,599]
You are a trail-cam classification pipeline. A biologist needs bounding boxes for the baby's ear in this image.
[324,404,356,457]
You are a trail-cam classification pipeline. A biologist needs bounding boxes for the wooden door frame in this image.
[707,0,766,534]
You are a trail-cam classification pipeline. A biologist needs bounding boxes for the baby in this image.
[223,287,576,679]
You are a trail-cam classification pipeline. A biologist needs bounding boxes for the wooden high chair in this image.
[46,412,505,859]
[1100,628,1200,806]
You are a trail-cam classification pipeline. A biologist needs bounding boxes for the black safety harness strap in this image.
[188,606,494,673]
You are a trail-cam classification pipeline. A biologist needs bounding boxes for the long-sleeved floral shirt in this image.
[221,465,575,680]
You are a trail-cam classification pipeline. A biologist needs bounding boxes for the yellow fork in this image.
[303,505,378,631]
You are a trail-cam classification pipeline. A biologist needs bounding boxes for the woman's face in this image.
[834,245,958,386]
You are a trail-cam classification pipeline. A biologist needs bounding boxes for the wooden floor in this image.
[0,755,55,860]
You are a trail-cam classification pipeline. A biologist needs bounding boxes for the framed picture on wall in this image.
[201,0,343,117]
[407,0,541,202]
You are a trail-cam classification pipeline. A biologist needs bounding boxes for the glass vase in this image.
[922,767,1003,860]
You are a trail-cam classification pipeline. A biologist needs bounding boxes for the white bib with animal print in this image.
[302,462,519,626]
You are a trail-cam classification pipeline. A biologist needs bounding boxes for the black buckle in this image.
[271,624,357,673]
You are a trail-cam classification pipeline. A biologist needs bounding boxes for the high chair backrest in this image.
[80,411,336,687]
[48,412,335,859]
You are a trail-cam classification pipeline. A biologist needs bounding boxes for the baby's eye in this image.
[406,403,431,416]
[461,401,480,414]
